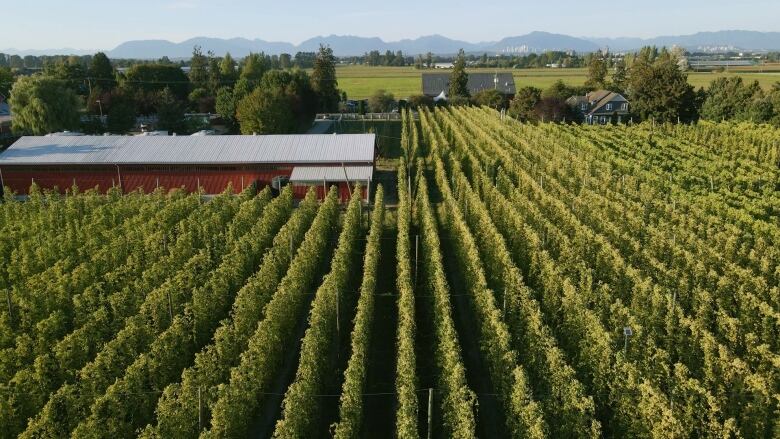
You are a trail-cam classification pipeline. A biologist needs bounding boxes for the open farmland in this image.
[0,109,779,438]
[333,65,780,99]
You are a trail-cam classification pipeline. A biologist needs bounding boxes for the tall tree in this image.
[9,75,80,135]
[189,46,210,90]
[508,86,542,122]
[279,53,292,69]
[88,52,116,90]
[585,50,608,89]
[611,60,628,94]
[216,86,239,133]
[311,45,340,112]
[627,48,698,123]
[240,52,269,88]
[220,52,237,83]
[701,77,768,122]
[449,49,470,98]
[236,88,295,134]
[155,87,186,133]
[0,67,14,100]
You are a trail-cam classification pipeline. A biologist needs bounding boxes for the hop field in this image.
[0,108,778,438]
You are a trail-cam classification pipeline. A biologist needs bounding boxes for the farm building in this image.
[567,90,630,124]
[422,72,516,99]
[0,134,376,201]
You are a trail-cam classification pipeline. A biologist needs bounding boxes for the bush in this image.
[368,89,396,113]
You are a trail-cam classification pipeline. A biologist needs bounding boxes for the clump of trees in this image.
[6,45,342,136]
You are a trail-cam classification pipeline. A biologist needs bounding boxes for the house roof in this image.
[0,134,376,166]
[422,72,516,97]
[290,165,373,182]
[568,90,629,115]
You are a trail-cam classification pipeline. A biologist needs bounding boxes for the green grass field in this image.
[333,65,780,99]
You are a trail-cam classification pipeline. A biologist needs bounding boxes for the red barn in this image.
[0,133,375,201]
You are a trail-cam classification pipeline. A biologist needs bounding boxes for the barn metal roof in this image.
[0,134,376,166]
[290,165,373,182]
[422,72,516,97]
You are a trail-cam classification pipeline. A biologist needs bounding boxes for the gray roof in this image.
[0,134,376,166]
[290,165,373,182]
[422,72,516,97]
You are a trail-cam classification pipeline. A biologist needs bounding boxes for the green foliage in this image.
[627,48,698,122]
[701,77,770,123]
[585,50,608,89]
[155,87,187,133]
[312,45,340,112]
[0,66,16,99]
[449,49,470,98]
[508,86,541,122]
[332,187,385,439]
[9,75,80,135]
[472,88,504,109]
[122,63,190,103]
[236,87,295,134]
[204,188,340,438]
[88,52,116,90]
[273,188,364,438]
[368,89,396,113]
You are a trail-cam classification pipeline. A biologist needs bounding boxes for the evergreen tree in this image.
[627,48,698,123]
[89,52,116,90]
[188,46,210,90]
[155,87,186,133]
[311,45,340,112]
[611,60,628,94]
[240,52,268,88]
[220,52,237,83]
[585,50,608,89]
[449,49,470,98]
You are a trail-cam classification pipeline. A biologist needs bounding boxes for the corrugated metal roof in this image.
[290,165,373,182]
[422,72,516,96]
[0,134,376,166]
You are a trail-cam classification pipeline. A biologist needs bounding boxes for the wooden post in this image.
[427,388,433,439]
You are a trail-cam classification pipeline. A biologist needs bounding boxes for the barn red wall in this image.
[0,167,368,202]
[0,167,291,197]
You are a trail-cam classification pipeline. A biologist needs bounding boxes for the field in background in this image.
[333,65,780,99]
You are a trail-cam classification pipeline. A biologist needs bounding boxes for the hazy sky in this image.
[4,0,779,49]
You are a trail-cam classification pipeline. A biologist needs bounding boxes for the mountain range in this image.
[4,30,780,59]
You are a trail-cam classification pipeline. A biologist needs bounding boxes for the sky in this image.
[3,0,780,50]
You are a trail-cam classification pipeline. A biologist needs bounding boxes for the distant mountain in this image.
[0,47,95,56]
[488,31,600,54]
[586,30,780,52]
[9,30,780,59]
[108,37,295,59]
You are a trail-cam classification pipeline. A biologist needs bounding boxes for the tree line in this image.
[2,47,341,136]
[416,47,780,126]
